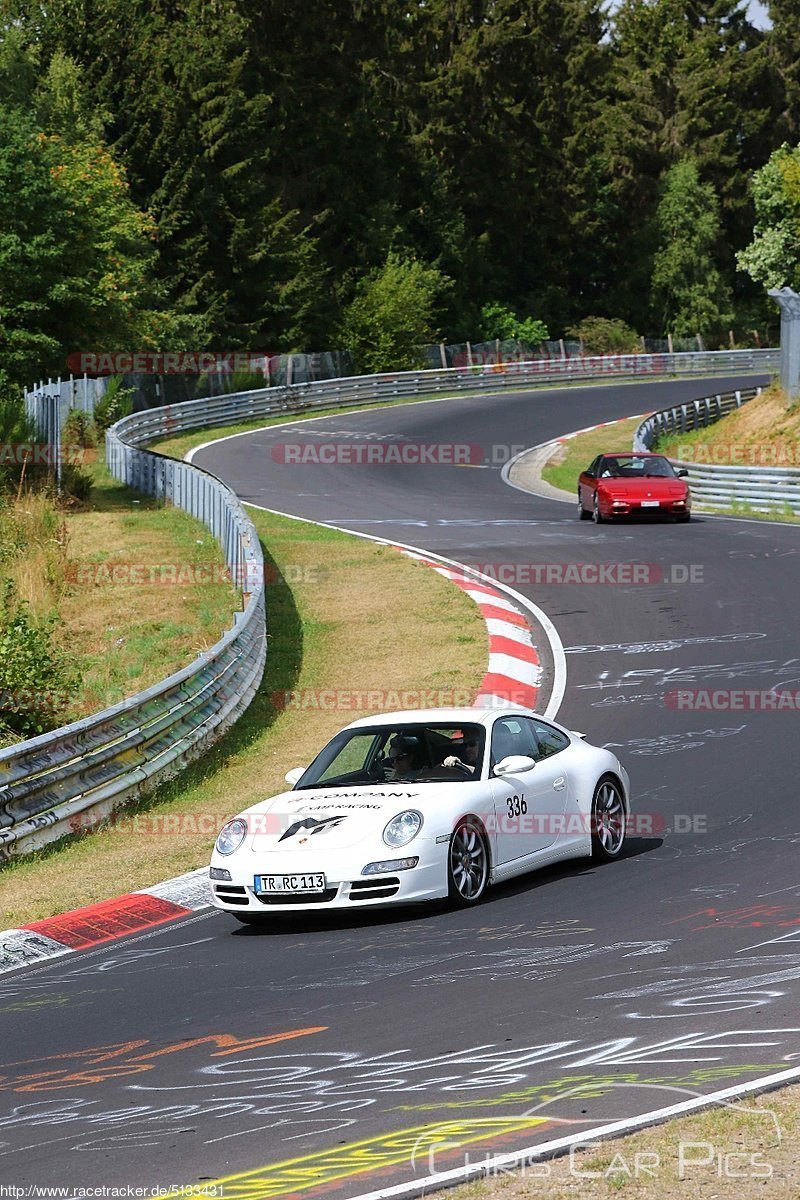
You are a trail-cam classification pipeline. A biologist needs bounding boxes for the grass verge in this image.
[654,382,800,465]
[0,505,487,925]
[540,416,645,494]
[434,1081,799,1199]
[0,462,237,743]
[60,461,239,717]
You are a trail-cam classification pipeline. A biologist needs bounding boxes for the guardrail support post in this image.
[768,287,800,400]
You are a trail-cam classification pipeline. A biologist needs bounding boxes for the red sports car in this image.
[578,452,691,523]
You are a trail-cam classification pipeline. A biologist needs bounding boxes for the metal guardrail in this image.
[633,387,759,451]
[634,386,800,514]
[3,349,778,859]
[0,415,266,860]
[103,349,779,446]
[25,348,779,430]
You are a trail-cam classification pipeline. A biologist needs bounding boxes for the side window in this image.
[528,718,570,760]
[585,456,600,478]
[491,717,539,764]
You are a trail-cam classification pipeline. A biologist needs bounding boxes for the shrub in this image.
[339,253,452,374]
[93,377,134,435]
[0,376,37,492]
[0,578,79,741]
[480,302,549,345]
[566,317,642,355]
[63,407,97,448]
[58,463,93,505]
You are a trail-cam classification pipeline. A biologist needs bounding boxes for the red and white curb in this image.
[0,540,553,977]
[554,410,654,444]
[0,868,212,975]
[400,550,542,710]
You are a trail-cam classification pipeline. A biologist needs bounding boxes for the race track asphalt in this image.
[3,373,799,1196]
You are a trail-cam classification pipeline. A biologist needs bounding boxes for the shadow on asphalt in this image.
[227,836,664,936]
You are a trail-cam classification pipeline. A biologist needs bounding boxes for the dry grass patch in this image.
[439,1083,800,1199]
[59,464,238,716]
[655,383,800,465]
[0,506,487,924]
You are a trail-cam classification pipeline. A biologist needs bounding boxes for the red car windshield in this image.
[599,455,677,479]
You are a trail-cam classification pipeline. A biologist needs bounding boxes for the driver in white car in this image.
[442,733,480,775]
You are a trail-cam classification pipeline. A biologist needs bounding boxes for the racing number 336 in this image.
[507,794,527,817]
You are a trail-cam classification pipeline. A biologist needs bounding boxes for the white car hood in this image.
[242,786,426,852]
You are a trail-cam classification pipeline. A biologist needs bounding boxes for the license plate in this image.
[255,873,326,894]
[640,500,660,507]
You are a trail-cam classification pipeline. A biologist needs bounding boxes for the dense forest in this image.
[2,0,800,385]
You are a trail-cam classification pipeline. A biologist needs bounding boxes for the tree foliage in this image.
[566,316,641,354]
[480,303,549,345]
[338,254,451,374]
[1,0,799,368]
[0,27,161,385]
[738,142,800,291]
[651,159,733,336]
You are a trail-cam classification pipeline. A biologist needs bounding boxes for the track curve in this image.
[3,373,800,1195]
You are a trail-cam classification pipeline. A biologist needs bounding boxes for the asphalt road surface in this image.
[3,373,799,1197]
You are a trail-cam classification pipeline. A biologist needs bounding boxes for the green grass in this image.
[0,505,486,923]
[59,461,239,717]
[540,416,645,494]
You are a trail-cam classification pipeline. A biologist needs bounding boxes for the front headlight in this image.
[383,810,423,848]
[216,818,248,856]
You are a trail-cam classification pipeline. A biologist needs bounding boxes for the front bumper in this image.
[602,496,690,518]
[209,847,448,913]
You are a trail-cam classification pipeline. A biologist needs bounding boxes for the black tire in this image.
[592,494,604,524]
[447,817,490,907]
[676,513,691,523]
[591,776,626,861]
[578,493,591,520]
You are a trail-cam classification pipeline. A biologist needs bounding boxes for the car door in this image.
[489,715,572,864]
[579,456,600,509]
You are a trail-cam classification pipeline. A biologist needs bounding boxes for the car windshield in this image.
[599,455,677,479]
[294,724,486,788]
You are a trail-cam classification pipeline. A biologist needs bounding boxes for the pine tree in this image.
[767,0,800,143]
[604,0,772,327]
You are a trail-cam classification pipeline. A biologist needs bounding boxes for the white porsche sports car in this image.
[209,707,631,921]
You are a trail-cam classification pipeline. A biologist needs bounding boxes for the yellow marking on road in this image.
[173,1116,549,1200]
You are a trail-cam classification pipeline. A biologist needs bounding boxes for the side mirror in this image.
[570,730,586,740]
[284,767,305,787]
[677,469,689,478]
[493,755,536,777]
